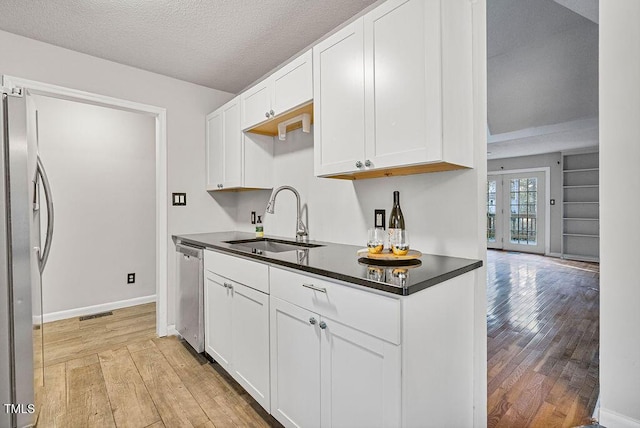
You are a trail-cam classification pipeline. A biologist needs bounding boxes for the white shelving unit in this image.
[561,151,600,262]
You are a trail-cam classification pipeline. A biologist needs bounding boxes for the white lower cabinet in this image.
[270,297,321,428]
[203,253,270,412]
[230,282,270,410]
[203,252,475,427]
[320,319,401,428]
[269,268,401,428]
[204,274,233,372]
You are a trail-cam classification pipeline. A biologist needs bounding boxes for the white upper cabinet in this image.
[313,20,366,177]
[241,49,313,131]
[364,0,442,169]
[206,96,273,192]
[206,96,242,190]
[314,0,474,179]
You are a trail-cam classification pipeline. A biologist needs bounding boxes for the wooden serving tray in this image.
[357,248,422,261]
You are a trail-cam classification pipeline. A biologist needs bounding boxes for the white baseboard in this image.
[41,295,156,323]
[167,324,180,337]
[600,407,640,428]
[547,252,562,258]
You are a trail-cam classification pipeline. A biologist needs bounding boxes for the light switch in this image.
[172,193,187,206]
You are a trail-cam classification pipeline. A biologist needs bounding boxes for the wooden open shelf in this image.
[324,162,469,180]
[246,102,314,137]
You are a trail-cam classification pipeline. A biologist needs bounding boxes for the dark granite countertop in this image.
[173,231,482,296]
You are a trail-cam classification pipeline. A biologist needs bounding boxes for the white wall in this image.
[599,1,640,426]
[0,29,234,325]
[237,129,479,257]
[34,95,155,314]
[488,152,563,255]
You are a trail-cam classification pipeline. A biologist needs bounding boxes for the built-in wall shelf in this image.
[563,218,599,221]
[563,168,599,173]
[246,102,314,137]
[561,151,599,262]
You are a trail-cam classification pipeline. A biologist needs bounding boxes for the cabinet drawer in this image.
[204,250,269,294]
[270,267,400,344]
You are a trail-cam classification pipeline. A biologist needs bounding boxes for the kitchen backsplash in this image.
[235,127,480,259]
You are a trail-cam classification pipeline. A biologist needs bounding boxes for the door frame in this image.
[2,75,169,337]
[487,167,551,256]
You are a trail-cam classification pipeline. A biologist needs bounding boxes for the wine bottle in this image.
[388,191,405,248]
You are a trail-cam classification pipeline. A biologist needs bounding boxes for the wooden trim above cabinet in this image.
[246,102,314,136]
[324,162,469,180]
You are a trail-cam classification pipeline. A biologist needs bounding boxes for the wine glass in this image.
[367,228,385,254]
[391,230,410,256]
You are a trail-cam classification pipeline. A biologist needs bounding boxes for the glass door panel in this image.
[487,176,502,249]
[487,172,545,254]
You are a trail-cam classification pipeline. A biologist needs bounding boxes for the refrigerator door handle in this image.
[36,155,54,273]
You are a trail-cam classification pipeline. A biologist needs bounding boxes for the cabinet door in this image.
[272,49,313,116]
[205,109,223,190]
[270,297,321,428]
[364,0,443,169]
[204,275,233,373]
[230,282,271,412]
[313,19,366,177]
[221,98,242,188]
[320,318,401,428]
[241,80,272,130]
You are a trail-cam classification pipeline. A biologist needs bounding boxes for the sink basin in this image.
[224,238,323,253]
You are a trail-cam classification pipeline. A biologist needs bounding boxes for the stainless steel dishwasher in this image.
[176,242,204,353]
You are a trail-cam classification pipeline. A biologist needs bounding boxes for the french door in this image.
[487,172,546,254]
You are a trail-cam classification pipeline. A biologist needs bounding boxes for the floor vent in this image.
[79,311,113,321]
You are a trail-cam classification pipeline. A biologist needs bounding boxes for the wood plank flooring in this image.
[34,303,280,428]
[487,250,600,428]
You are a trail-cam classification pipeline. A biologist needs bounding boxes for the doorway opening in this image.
[485,0,600,425]
[2,75,169,339]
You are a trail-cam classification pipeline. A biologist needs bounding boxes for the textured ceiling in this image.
[488,0,598,136]
[0,0,376,93]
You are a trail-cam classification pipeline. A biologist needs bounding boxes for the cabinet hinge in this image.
[1,86,23,97]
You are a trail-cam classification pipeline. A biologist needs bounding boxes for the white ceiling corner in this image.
[0,0,377,93]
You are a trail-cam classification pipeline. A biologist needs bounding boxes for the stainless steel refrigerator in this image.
[1,85,54,428]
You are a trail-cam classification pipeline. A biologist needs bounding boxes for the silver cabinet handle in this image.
[355,161,363,168]
[265,112,270,118]
[365,159,372,167]
[309,317,317,325]
[302,283,326,293]
[223,282,233,289]
[319,321,327,330]
[270,109,275,117]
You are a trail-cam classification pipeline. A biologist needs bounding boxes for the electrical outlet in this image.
[251,211,256,224]
[127,273,135,284]
[374,209,386,229]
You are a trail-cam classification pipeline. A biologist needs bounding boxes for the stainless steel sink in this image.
[224,238,323,253]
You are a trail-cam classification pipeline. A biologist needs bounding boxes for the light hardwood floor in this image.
[34,303,279,428]
[487,250,600,428]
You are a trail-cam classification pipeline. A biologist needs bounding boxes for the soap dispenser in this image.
[256,216,264,238]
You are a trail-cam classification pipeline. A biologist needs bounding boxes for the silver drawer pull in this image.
[302,283,326,293]
[223,282,233,290]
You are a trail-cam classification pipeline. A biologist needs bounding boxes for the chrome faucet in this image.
[266,185,308,241]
